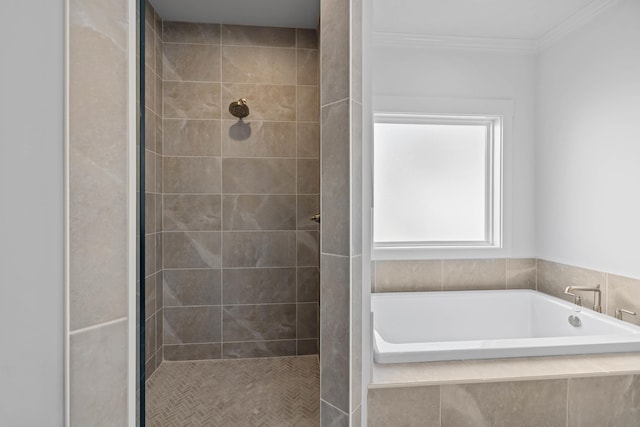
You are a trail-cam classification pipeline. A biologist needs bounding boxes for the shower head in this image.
[229,98,250,119]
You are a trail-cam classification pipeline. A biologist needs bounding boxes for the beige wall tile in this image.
[164,119,221,156]
[321,100,350,256]
[506,258,536,290]
[442,259,507,291]
[163,194,222,231]
[222,83,296,121]
[320,0,350,105]
[297,85,319,121]
[222,195,296,230]
[321,400,349,427]
[321,254,350,412]
[163,232,222,269]
[70,320,127,426]
[164,306,222,344]
[296,29,318,49]
[163,157,222,193]
[222,231,296,267]
[145,23,154,69]
[297,49,319,85]
[163,343,222,361]
[441,379,567,427]
[221,24,295,47]
[164,81,221,119]
[368,386,440,427]
[222,46,296,84]
[221,120,296,157]
[568,375,640,426]
[222,341,296,358]
[163,21,220,44]
[297,230,320,267]
[375,260,442,292]
[222,158,295,194]
[298,159,320,194]
[538,259,606,310]
[163,269,222,306]
[607,274,640,325]
[223,268,296,304]
[223,304,296,340]
[297,122,320,158]
[163,43,221,82]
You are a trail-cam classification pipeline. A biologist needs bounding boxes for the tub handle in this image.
[615,308,637,321]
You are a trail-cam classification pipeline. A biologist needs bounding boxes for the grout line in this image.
[321,399,350,417]
[321,96,350,109]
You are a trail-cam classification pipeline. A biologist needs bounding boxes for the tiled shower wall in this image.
[372,258,640,326]
[160,22,320,360]
[144,0,163,379]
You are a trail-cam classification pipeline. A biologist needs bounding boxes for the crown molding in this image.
[537,0,620,50]
[373,32,538,54]
[373,0,621,54]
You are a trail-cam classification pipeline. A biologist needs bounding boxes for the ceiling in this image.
[150,0,320,29]
[373,0,598,39]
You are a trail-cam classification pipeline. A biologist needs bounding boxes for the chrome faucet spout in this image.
[564,285,601,313]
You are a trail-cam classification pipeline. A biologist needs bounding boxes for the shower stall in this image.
[139,1,320,424]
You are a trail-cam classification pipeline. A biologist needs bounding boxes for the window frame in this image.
[371,96,513,260]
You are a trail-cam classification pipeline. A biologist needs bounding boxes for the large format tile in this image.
[321,100,350,256]
[163,194,222,231]
[297,231,320,267]
[163,21,220,44]
[222,83,296,121]
[222,158,295,194]
[568,375,640,426]
[163,43,221,82]
[221,24,295,47]
[223,304,296,341]
[298,267,320,302]
[368,386,440,427]
[375,260,442,293]
[164,81,221,119]
[164,306,222,344]
[297,29,318,49]
[297,194,320,230]
[350,101,362,256]
[222,46,296,84]
[297,85,319,121]
[320,254,350,412]
[163,343,222,361]
[606,274,640,326]
[297,122,320,158]
[441,379,567,427]
[222,231,296,267]
[321,400,349,427]
[163,269,222,306]
[537,259,606,310]
[442,259,507,291]
[163,119,221,156]
[320,0,350,105]
[163,157,221,193]
[222,195,296,230]
[70,320,127,426]
[221,120,296,157]
[298,158,320,194]
[163,232,222,268]
[297,303,318,339]
[222,341,297,358]
[297,49,319,85]
[222,267,296,304]
[506,258,536,289]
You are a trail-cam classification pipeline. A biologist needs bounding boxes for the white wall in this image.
[0,1,64,425]
[536,0,640,278]
[372,46,537,257]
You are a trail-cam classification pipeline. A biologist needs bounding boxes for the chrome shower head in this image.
[229,98,249,119]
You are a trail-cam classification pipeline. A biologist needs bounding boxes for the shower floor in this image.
[145,355,319,427]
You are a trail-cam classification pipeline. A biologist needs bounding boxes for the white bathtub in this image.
[372,290,640,364]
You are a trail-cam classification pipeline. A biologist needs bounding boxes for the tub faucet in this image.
[564,285,601,313]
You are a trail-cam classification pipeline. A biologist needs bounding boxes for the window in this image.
[373,113,503,249]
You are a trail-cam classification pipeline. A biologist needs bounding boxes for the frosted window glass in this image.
[374,122,488,244]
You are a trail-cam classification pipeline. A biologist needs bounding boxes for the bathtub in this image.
[372,290,640,364]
